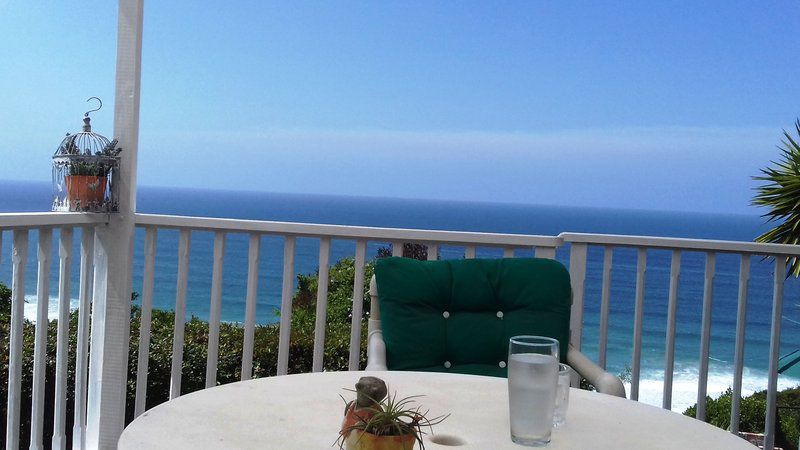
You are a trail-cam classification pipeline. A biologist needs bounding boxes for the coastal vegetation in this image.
[748,119,800,449]
[684,388,800,450]
[753,119,800,275]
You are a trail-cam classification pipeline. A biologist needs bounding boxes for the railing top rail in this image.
[134,213,560,247]
[5,213,795,256]
[0,212,107,229]
[560,232,800,256]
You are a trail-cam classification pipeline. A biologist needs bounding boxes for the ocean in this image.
[1,179,798,411]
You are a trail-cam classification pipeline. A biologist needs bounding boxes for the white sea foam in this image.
[628,364,800,413]
[23,295,81,322]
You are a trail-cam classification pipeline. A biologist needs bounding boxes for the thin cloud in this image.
[147,125,779,158]
[136,125,783,214]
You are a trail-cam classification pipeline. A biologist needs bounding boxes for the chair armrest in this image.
[567,346,626,398]
[365,320,387,371]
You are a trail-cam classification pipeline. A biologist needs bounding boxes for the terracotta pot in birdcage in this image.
[65,174,107,206]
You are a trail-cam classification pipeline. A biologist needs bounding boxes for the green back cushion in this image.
[374,257,571,378]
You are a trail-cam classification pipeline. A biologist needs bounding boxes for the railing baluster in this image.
[662,250,681,410]
[392,241,403,257]
[52,228,73,450]
[312,237,331,372]
[696,252,716,420]
[241,234,260,381]
[598,246,613,369]
[134,227,157,417]
[73,227,94,450]
[630,248,646,401]
[503,247,514,258]
[763,255,786,450]
[30,228,52,449]
[464,245,476,259]
[277,236,296,376]
[568,243,588,351]
[6,230,28,450]
[205,232,226,388]
[170,230,191,399]
[427,244,438,261]
[535,246,556,259]
[730,254,750,434]
[349,240,367,370]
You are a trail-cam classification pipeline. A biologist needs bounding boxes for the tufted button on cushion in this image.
[496,311,504,319]
[443,311,450,319]
[444,361,452,369]
[499,361,506,368]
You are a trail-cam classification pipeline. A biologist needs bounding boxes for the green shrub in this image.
[684,387,800,450]
[0,282,10,316]
[0,287,81,448]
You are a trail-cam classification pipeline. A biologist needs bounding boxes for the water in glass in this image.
[553,363,571,427]
[508,352,558,446]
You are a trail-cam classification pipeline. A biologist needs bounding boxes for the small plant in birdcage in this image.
[52,97,122,212]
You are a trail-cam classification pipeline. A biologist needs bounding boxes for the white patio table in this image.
[118,370,754,449]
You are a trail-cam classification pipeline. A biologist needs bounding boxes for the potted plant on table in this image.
[338,377,449,450]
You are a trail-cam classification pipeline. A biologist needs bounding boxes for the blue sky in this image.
[1,1,799,214]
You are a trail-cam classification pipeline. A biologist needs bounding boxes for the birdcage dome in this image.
[52,98,121,212]
[54,118,113,157]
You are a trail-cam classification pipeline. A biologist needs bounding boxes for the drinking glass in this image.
[508,336,559,447]
[553,363,572,427]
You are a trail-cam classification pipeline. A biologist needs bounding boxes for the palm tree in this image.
[753,119,800,276]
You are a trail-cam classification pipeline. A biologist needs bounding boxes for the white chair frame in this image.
[365,276,627,398]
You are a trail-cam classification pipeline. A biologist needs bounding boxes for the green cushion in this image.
[374,257,571,378]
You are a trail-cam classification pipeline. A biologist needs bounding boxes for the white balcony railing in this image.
[0,213,106,450]
[1,212,799,449]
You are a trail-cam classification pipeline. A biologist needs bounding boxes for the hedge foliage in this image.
[1,257,373,448]
[684,387,800,450]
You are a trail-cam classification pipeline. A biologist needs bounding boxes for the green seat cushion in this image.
[374,257,571,378]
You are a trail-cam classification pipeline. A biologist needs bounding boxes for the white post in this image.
[764,256,787,450]
[73,228,95,450]
[85,0,143,448]
[30,228,53,450]
[6,230,29,450]
[53,228,73,450]
[568,243,588,351]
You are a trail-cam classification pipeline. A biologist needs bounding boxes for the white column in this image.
[52,228,74,450]
[568,243,587,351]
[30,228,52,450]
[6,230,29,450]
[73,228,95,450]
[85,0,143,448]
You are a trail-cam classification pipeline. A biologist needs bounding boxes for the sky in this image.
[1,1,799,214]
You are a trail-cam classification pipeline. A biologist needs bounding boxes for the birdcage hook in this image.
[84,97,102,117]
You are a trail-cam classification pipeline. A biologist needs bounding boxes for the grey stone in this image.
[354,376,387,407]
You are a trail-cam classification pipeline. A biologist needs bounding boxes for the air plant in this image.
[336,389,449,450]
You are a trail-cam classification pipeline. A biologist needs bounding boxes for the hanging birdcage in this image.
[52,97,121,212]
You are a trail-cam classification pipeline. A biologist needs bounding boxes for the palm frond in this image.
[752,119,800,276]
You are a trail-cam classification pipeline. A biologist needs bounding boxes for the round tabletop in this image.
[119,371,754,449]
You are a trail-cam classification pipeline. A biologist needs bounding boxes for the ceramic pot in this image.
[344,431,417,450]
[65,175,107,210]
